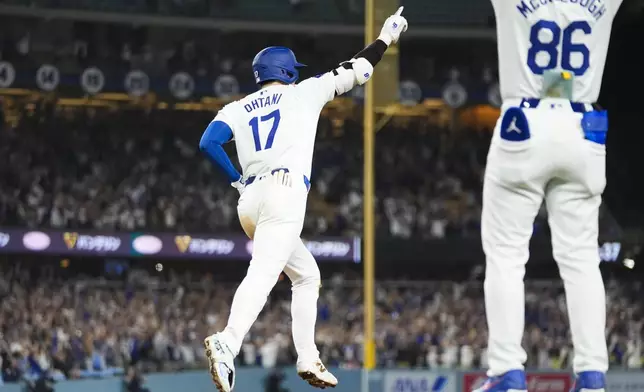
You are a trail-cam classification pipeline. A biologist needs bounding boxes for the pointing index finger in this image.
[394,6,404,16]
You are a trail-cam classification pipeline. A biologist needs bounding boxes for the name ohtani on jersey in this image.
[243,93,283,114]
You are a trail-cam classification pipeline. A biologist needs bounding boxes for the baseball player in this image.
[476,1,623,392]
[198,8,408,392]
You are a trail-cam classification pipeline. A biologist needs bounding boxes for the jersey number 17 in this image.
[527,20,591,76]
[249,109,281,152]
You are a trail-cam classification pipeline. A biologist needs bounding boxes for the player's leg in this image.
[283,241,337,388]
[221,221,303,349]
[283,241,321,364]
[222,184,306,351]
[206,173,307,392]
[476,106,552,391]
[481,171,543,381]
[545,178,607,382]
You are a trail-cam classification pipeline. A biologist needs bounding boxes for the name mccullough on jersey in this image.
[516,0,608,21]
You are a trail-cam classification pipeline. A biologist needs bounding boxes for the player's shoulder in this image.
[218,93,255,115]
[296,72,335,99]
[226,92,257,108]
[295,72,335,104]
[219,100,237,113]
[214,96,249,126]
[297,72,333,90]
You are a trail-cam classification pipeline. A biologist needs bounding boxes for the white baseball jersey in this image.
[492,0,623,103]
[212,74,336,180]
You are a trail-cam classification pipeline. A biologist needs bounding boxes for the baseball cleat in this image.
[472,370,526,392]
[570,371,605,392]
[204,333,236,392]
[297,361,338,389]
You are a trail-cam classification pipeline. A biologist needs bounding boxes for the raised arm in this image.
[298,7,408,104]
[332,6,408,95]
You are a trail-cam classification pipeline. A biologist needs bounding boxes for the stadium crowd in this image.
[0,106,491,239]
[0,262,641,383]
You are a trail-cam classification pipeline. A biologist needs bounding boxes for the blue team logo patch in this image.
[500,107,530,142]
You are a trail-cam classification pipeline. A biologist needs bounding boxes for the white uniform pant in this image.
[223,170,321,365]
[482,99,608,376]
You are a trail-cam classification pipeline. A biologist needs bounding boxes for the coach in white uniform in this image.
[198,8,408,392]
[476,1,623,391]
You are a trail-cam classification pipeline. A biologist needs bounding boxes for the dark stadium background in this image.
[0,0,642,392]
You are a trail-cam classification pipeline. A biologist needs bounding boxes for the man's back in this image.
[216,75,335,180]
[493,0,623,102]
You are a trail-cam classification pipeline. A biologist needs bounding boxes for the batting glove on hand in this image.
[378,6,408,46]
[231,178,245,195]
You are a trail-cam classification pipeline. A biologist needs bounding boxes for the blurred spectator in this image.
[123,366,150,392]
[264,368,288,392]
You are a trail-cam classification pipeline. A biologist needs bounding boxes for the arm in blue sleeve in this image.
[199,121,242,183]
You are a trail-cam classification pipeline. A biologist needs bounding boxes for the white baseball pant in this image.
[482,98,608,376]
[221,169,321,366]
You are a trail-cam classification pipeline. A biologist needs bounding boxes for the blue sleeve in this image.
[199,121,242,183]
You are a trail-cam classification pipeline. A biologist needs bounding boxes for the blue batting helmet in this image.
[252,46,306,85]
